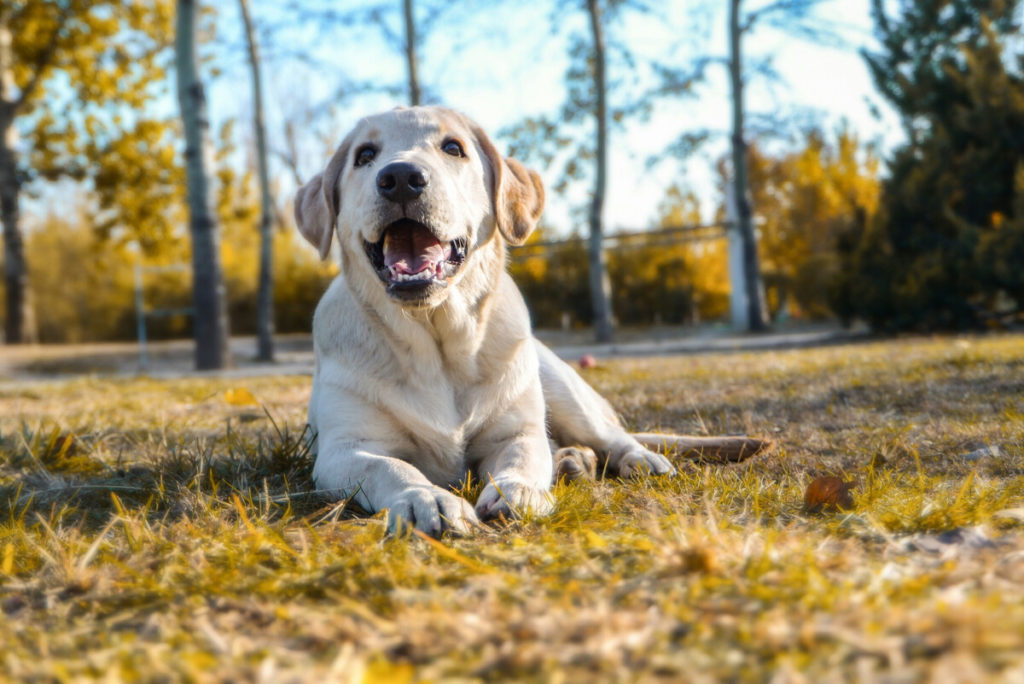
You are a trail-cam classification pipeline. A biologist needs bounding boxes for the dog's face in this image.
[295,106,545,308]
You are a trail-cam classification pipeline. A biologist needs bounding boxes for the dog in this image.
[294,106,765,537]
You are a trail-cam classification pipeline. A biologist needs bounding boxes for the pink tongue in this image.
[383,224,449,275]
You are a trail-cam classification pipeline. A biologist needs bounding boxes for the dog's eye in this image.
[441,139,465,158]
[354,145,377,167]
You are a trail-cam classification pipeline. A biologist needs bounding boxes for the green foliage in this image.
[834,2,1024,330]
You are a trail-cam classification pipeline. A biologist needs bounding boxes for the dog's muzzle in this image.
[364,219,468,302]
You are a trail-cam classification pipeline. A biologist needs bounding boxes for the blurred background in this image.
[1,0,1022,369]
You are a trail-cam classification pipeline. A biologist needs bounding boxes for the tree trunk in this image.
[728,0,767,332]
[0,113,26,345]
[176,0,231,369]
[0,14,27,345]
[586,0,614,343]
[403,0,421,106]
[239,0,274,362]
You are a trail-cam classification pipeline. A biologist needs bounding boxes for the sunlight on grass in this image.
[1,334,1023,680]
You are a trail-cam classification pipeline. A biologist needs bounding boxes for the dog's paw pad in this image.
[475,479,553,522]
[616,448,676,478]
[554,446,598,482]
[386,487,479,538]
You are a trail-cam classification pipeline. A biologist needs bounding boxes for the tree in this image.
[0,1,174,344]
[238,0,274,361]
[402,0,421,105]
[585,0,614,342]
[832,0,1024,330]
[723,0,833,332]
[504,1,658,342]
[176,0,231,369]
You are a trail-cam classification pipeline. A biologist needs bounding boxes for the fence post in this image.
[726,183,749,331]
[135,263,148,371]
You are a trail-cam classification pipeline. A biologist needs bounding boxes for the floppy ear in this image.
[294,140,350,260]
[472,125,545,245]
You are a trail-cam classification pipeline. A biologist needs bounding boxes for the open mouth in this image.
[364,219,468,300]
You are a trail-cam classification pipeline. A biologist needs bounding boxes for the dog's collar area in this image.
[364,219,468,302]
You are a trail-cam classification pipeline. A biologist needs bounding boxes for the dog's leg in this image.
[313,433,478,538]
[470,390,555,521]
[535,340,676,477]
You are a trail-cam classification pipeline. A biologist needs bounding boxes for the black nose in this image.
[376,162,429,203]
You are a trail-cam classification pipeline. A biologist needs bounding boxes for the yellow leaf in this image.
[584,529,608,549]
[361,660,414,684]
[224,387,258,406]
[2,543,14,575]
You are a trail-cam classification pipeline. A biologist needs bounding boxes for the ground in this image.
[0,333,1022,682]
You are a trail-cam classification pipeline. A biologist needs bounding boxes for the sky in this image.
[26,0,905,238]
[207,0,903,234]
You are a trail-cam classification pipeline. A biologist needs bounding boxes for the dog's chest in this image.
[383,361,501,482]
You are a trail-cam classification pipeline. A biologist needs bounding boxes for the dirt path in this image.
[0,324,868,382]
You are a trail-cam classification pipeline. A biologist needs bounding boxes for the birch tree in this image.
[503,0,655,342]
[402,0,421,105]
[238,0,274,362]
[724,0,832,331]
[585,0,614,342]
[176,0,231,369]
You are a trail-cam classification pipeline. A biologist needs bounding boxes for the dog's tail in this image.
[631,433,773,464]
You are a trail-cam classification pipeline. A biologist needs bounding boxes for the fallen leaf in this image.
[804,475,855,514]
[224,387,259,406]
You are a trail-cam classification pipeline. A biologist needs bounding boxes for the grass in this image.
[1,334,1023,682]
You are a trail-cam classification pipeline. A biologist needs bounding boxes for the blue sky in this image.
[26,0,903,237]
[207,0,901,233]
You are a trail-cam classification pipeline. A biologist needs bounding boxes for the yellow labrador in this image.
[294,106,761,537]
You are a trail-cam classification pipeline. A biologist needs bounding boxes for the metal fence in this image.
[134,263,193,371]
[508,222,731,259]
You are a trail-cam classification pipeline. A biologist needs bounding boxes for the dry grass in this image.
[1,334,1023,682]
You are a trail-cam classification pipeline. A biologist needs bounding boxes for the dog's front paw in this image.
[615,447,676,478]
[475,477,554,522]
[386,486,479,538]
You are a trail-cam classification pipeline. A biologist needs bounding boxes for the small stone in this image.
[961,445,1002,461]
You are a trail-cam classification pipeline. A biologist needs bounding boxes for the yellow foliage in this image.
[743,129,880,318]
[25,212,138,343]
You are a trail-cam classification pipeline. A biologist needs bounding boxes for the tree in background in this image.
[402,0,421,105]
[505,1,662,342]
[832,0,1024,330]
[238,0,274,362]
[0,1,173,344]
[584,0,614,342]
[176,0,231,369]
[723,0,834,332]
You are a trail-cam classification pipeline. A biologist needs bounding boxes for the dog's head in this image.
[294,106,544,307]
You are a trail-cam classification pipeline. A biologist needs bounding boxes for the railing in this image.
[509,222,731,259]
[134,263,193,371]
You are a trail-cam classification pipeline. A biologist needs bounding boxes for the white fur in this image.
[297,107,673,536]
